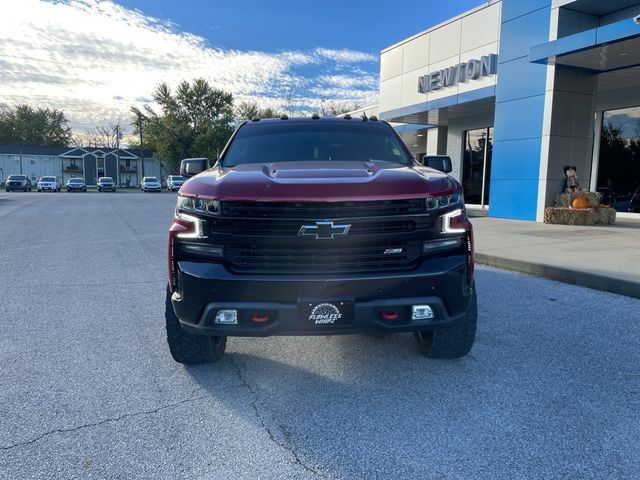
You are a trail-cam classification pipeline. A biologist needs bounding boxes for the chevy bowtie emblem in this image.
[298,221,351,240]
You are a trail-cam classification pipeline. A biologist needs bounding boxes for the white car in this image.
[141,176,161,192]
[37,176,60,192]
[166,175,185,192]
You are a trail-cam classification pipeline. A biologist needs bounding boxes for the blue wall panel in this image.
[501,0,551,23]
[488,179,540,220]
[500,6,552,63]
[490,138,542,181]
[488,0,551,221]
[493,95,546,143]
[495,57,548,103]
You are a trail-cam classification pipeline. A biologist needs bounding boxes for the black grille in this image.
[221,199,425,219]
[213,220,420,237]
[226,241,421,273]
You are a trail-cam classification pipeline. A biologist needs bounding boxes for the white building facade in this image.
[0,146,163,187]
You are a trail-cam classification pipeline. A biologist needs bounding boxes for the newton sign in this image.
[418,54,498,93]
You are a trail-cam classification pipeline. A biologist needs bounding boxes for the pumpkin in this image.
[572,195,589,209]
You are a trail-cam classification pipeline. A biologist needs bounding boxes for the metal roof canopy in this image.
[387,96,496,126]
[530,15,640,73]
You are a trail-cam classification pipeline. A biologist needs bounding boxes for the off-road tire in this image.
[165,286,227,364]
[414,284,477,358]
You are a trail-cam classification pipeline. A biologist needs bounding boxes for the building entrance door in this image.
[597,106,640,213]
[462,127,493,207]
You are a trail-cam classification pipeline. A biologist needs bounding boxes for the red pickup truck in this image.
[165,116,476,363]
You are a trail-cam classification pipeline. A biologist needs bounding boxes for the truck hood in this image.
[180,161,458,202]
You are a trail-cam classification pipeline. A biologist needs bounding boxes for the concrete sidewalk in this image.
[470,214,640,299]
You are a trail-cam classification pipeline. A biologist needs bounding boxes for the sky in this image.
[0,0,483,134]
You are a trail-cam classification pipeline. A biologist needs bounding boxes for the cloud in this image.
[317,74,379,90]
[314,48,377,63]
[0,0,379,133]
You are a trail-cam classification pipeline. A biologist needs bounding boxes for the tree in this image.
[0,104,72,146]
[73,121,123,149]
[131,79,234,174]
[320,100,362,116]
[234,100,283,121]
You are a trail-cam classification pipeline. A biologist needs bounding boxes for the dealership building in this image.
[379,0,640,220]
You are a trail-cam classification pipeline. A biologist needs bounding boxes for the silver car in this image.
[141,176,161,192]
[167,175,185,192]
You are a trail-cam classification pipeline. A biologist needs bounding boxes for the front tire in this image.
[165,286,227,364]
[414,284,477,359]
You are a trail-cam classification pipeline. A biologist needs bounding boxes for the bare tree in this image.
[324,101,362,116]
[73,122,124,149]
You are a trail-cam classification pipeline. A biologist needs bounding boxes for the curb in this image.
[475,253,640,299]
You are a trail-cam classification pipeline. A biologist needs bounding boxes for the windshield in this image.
[8,175,26,180]
[69,179,84,183]
[99,177,112,182]
[145,177,158,182]
[171,176,184,181]
[41,177,56,181]
[223,121,413,167]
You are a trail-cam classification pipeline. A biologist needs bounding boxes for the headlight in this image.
[177,196,221,215]
[425,192,462,210]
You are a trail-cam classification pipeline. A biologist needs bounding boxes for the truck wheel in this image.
[165,286,226,364]
[414,284,477,359]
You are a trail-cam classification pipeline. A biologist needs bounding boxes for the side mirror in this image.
[180,158,209,178]
[425,156,452,174]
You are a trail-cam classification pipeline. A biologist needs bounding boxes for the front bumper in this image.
[172,255,473,337]
[6,184,28,191]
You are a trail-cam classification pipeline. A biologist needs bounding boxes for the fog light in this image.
[412,305,434,320]
[423,238,462,253]
[215,309,238,324]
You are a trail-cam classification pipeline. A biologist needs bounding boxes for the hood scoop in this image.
[263,161,379,180]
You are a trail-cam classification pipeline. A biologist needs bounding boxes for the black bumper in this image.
[172,256,473,337]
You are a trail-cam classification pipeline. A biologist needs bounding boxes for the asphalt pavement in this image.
[0,192,639,479]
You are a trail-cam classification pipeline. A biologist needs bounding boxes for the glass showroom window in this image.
[462,127,493,206]
[598,106,640,213]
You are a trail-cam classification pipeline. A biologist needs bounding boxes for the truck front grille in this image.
[214,220,420,237]
[226,241,421,274]
[221,199,425,218]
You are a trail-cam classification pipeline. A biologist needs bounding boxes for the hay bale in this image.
[554,191,601,208]
[544,207,616,225]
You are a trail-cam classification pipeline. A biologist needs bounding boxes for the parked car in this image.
[97,177,116,192]
[66,177,87,192]
[141,176,161,192]
[37,176,60,192]
[167,175,185,192]
[5,174,32,192]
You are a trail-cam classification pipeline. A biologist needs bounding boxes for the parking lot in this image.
[1,192,639,479]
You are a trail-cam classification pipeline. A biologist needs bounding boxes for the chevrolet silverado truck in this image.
[166,116,477,364]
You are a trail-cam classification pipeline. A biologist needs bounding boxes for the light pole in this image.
[116,123,121,187]
[136,111,145,183]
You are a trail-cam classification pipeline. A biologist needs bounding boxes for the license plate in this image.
[299,299,353,326]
